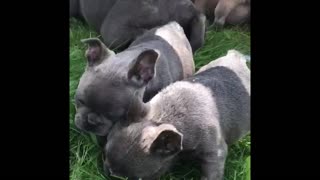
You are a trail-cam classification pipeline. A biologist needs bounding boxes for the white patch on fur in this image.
[217,149,223,157]
[196,49,250,95]
[154,22,195,78]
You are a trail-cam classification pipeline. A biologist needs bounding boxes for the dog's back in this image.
[197,50,250,94]
[129,22,195,101]
[131,21,195,78]
[186,50,250,144]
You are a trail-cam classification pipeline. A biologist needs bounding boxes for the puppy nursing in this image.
[103,50,250,179]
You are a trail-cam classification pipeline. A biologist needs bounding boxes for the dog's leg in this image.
[214,0,238,27]
[189,12,206,53]
[200,142,228,180]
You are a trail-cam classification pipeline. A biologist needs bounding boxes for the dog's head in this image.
[74,38,160,136]
[104,119,183,179]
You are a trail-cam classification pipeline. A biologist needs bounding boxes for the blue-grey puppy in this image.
[70,0,206,52]
[74,22,195,142]
[103,50,250,180]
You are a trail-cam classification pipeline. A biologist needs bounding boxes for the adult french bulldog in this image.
[74,22,195,145]
[70,0,206,52]
[103,49,250,180]
[191,0,250,26]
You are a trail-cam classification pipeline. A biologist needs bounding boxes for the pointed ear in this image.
[141,124,183,156]
[81,38,115,66]
[127,49,160,87]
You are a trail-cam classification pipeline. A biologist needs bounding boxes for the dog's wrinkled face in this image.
[74,38,159,136]
[104,121,183,179]
[74,77,132,136]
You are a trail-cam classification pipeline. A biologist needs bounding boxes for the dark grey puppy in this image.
[70,0,205,52]
[103,50,250,180]
[74,22,195,141]
[70,0,118,30]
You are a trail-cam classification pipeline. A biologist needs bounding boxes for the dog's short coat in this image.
[104,50,250,180]
[74,22,195,146]
[70,0,206,52]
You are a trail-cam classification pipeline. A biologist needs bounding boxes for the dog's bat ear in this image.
[127,49,160,87]
[141,124,183,156]
[81,38,115,66]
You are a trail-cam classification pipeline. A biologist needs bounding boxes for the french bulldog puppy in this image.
[70,0,206,52]
[70,0,118,30]
[74,21,195,142]
[103,49,250,180]
[191,0,250,26]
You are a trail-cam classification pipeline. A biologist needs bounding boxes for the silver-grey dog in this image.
[70,0,206,52]
[74,22,195,146]
[103,50,250,180]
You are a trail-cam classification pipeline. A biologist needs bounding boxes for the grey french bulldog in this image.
[103,49,250,180]
[74,21,195,146]
[70,0,206,52]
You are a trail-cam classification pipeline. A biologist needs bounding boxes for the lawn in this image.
[69,18,251,180]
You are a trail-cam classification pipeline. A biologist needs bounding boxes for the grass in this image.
[69,18,251,180]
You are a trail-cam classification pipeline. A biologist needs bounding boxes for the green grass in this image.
[70,18,251,180]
